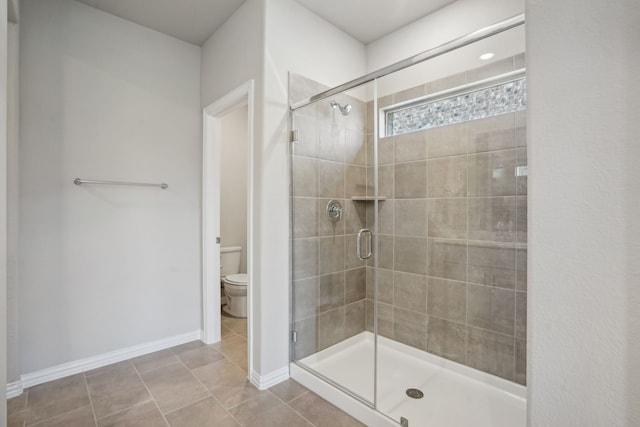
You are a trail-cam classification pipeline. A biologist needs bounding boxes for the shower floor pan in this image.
[294,332,525,427]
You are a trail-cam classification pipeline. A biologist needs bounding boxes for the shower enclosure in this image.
[289,15,527,427]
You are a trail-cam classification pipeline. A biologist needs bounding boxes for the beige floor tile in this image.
[86,362,151,419]
[191,359,260,408]
[27,405,95,427]
[175,345,225,370]
[85,361,132,378]
[8,392,28,414]
[131,350,178,374]
[269,379,309,403]
[221,325,235,338]
[24,375,90,424]
[8,411,26,427]
[229,392,312,427]
[213,336,248,371]
[164,397,239,427]
[139,362,209,414]
[289,391,366,427]
[97,402,167,427]
[221,315,247,338]
[170,341,205,357]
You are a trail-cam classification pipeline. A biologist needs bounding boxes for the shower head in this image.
[330,100,352,116]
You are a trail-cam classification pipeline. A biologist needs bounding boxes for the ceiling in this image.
[74,0,457,46]
[294,0,457,44]
[74,0,246,45]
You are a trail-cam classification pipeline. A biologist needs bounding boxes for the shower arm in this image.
[291,13,525,111]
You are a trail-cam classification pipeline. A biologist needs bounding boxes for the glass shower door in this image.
[290,77,378,406]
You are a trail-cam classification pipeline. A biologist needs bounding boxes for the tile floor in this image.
[7,312,365,427]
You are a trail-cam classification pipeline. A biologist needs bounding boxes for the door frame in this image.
[202,80,255,372]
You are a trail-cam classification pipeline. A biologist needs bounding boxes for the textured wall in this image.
[527,0,640,424]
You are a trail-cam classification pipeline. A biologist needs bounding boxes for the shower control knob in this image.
[326,200,343,222]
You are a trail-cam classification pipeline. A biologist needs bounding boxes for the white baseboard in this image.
[6,380,23,399]
[249,366,289,390]
[6,330,202,398]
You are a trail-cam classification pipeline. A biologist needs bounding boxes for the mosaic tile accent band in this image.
[387,78,527,136]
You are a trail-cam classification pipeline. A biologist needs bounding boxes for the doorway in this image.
[202,81,255,375]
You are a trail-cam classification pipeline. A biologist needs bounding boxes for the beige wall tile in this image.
[318,160,345,198]
[344,300,366,339]
[394,271,427,312]
[467,284,515,335]
[516,291,527,340]
[394,130,428,162]
[427,198,467,239]
[466,327,515,381]
[394,199,427,237]
[292,238,318,280]
[394,236,427,275]
[394,161,427,198]
[345,268,366,303]
[293,278,317,322]
[428,239,467,281]
[468,149,517,196]
[427,122,467,159]
[467,241,516,288]
[427,155,467,197]
[515,339,527,386]
[318,236,345,275]
[426,317,466,364]
[427,278,466,323]
[318,307,345,350]
[318,273,345,313]
[467,114,515,153]
[393,307,428,351]
[292,156,317,197]
[468,197,517,242]
[293,198,318,238]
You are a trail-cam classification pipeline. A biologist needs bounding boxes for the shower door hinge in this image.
[400,417,409,427]
[292,330,298,343]
[290,130,299,142]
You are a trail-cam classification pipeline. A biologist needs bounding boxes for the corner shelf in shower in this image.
[350,196,387,202]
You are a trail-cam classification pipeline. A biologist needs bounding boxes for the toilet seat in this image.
[224,273,247,286]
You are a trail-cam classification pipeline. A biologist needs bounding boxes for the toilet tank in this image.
[220,246,242,277]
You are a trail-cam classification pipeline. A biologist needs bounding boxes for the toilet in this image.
[220,246,248,318]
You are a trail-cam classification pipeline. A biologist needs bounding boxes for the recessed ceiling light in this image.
[479,52,495,61]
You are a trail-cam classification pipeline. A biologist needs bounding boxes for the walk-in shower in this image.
[289,15,527,427]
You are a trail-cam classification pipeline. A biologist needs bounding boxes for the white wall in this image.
[200,0,264,109]
[200,0,264,378]
[7,19,19,383]
[1,0,8,418]
[527,0,640,425]
[220,106,248,271]
[19,0,202,373]
[260,0,366,375]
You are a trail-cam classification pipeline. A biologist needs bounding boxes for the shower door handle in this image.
[357,229,373,260]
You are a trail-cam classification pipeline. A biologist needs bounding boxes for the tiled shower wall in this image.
[290,53,527,386]
[364,54,527,385]
[289,74,369,359]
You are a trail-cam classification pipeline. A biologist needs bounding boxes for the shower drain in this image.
[405,388,424,399]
